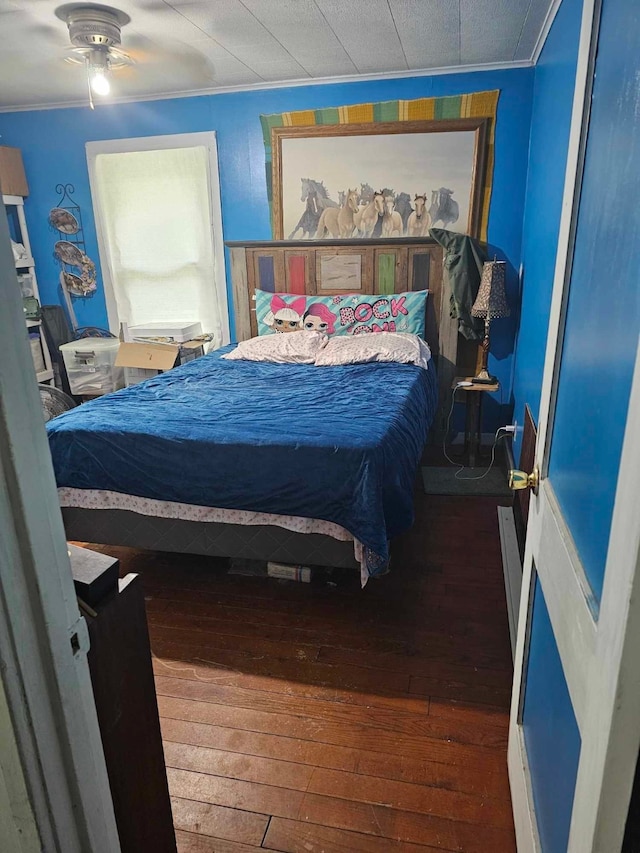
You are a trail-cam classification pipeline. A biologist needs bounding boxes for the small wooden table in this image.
[68,547,177,853]
[452,377,500,467]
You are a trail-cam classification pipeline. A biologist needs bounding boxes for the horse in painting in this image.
[316,188,360,238]
[288,189,320,239]
[381,193,403,237]
[300,178,338,211]
[289,178,339,239]
[394,192,413,233]
[406,194,431,237]
[355,190,385,237]
[359,182,375,204]
[429,187,460,229]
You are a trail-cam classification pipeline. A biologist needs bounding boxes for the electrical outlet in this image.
[502,420,518,444]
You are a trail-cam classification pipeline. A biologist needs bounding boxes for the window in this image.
[87,133,229,347]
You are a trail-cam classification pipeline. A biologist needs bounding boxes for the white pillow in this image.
[222,330,328,364]
[314,332,431,369]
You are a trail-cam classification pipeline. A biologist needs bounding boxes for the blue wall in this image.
[523,575,582,853]
[510,0,583,439]
[0,68,534,426]
[549,0,640,603]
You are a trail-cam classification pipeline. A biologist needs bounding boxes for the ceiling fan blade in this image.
[119,31,217,83]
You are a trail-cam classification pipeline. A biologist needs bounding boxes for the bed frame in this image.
[227,237,458,438]
[63,237,467,570]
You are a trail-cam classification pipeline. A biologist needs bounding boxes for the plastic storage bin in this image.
[127,321,202,343]
[60,338,124,396]
[29,332,45,373]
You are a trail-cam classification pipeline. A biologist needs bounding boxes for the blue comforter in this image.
[47,345,438,576]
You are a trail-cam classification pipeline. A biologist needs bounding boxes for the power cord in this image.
[443,384,509,481]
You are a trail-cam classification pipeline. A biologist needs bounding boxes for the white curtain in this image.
[94,146,222,346]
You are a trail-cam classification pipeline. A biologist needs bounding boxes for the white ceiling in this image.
[0,0,558,110]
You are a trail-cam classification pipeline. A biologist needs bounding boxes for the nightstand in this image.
[68,546,177,853]
[451,377,500,467]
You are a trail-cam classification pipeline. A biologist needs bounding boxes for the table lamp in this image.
[471,260,509,384]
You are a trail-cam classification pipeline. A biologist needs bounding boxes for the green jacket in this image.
[429,228,486,341]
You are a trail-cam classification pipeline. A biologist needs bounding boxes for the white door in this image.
[509,0,640,850]
[0,192,120,849]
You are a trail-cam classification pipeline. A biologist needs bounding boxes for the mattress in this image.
[47,345,437,578]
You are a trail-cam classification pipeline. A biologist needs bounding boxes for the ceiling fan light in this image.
[89,70,110,96]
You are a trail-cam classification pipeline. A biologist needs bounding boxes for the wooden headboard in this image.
[225,237,459,439]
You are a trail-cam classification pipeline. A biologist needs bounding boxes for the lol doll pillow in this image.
[254,290,428,338]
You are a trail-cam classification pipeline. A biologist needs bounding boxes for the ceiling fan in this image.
[55,3,133,107]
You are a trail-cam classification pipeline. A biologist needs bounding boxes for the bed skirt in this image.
[61,507,360,572]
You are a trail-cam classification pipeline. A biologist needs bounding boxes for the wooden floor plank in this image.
[315,644,513,685]
[264,817,443,853]
[296,791,516,852]
[166,768,304,820]
[408,674,512,706]
[160,717,511,799]
[149,630,413,695]
[157,694,508,773]
[168,768,516,852]
[170,796,268,846]
[148,619,323,665]
[91,487,516,851]
[305,766,513,827]
[427,695,510,726]
[153,654,431,714]
[166,739,512,831]
[174,828,277,853]
[154,674,508,749]
[163,741,315,791]
[163,738,511,813]
[145,592,511,667]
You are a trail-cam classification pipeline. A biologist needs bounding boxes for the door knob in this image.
[509,466,539,492]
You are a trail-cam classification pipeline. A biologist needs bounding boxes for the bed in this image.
[50,237,461,583]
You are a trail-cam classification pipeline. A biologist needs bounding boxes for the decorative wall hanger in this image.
[49,183,97,298]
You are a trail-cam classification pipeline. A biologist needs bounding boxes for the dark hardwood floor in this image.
[89,484,516,852]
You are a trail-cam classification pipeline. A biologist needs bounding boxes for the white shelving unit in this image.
[4,193,54,384]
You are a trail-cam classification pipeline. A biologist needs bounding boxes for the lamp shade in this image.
[471,260,510,319]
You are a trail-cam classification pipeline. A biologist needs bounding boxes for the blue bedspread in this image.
[47,345,438,576]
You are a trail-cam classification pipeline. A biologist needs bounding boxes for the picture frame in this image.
[271,118,490,241]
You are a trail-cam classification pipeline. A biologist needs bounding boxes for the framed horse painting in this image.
[270,118,489,241]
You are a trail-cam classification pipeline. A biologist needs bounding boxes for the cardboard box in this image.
[115,341,180,386]
[0,146,29,197]
[115,340,206,385]
[115,341,180,371]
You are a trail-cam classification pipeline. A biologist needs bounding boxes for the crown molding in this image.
[531,0,564,64]
[0,60,533,114]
